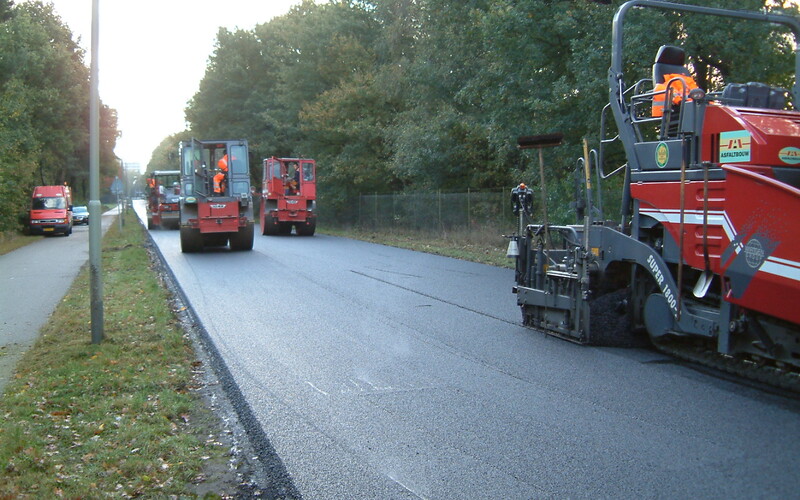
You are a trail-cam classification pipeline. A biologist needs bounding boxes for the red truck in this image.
[28,185,73,236]
[260,157,316,236]
[146,170,181,230]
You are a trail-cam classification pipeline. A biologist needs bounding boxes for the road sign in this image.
[110,176,123,195]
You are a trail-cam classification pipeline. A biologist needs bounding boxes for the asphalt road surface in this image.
[136,202,800,499]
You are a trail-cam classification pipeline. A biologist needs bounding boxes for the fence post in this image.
[437,189,442,233]
[467,187,471,232]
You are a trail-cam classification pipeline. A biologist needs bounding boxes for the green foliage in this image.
[178,0,798,220]
[0,1,120,232]
[145,131,193,175]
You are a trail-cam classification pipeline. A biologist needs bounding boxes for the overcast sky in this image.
[34,0,303,172]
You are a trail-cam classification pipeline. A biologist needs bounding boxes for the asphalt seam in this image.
[350,269,518,326]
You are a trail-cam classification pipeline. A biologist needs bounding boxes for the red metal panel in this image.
[719,165,800,324]
[703,105,800,168]
[632,179,727,272]
[197,202,239,233]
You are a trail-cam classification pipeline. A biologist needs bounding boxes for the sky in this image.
[33,0,304,172]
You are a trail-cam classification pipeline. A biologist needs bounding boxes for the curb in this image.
[140,218,301,499]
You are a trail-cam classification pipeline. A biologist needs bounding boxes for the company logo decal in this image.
[744,238,766,269]
[778,146,800,165]
[655,142,669,169]
[719,130,751,163]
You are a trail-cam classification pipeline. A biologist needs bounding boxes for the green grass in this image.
[321,225,515,269]
[0,211,231,498]
[0,231,40,255]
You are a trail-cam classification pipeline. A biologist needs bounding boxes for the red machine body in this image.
[146,170,180,230]
[632,105,800,326]
[260,157,317,236]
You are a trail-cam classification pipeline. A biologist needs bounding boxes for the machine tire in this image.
[180,226,203,253]
[261,218,279,235]
[296,219,316,236]
[147,217,154,230]
[230,223,254,251]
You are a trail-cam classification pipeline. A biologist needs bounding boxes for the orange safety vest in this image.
[652,73,699,117]
[218,154,229,172]
[214,155,229,193]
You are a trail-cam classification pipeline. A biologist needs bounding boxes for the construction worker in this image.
[213,155,228,195]
[652,73,699,117]
[284,162,300,195]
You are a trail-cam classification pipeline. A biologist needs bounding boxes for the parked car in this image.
[29,185,72,235]
[73,205,89,225]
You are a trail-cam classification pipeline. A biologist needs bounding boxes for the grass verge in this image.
[321,226,514,269]
[0,231,40,255]
[0,211,235,498]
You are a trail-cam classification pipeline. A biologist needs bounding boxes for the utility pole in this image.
[88,0,103,344]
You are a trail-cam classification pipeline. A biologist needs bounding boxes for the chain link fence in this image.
[319,179,625,237]
[325,190,518,235]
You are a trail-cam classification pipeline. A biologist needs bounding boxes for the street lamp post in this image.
[88,0,103,344]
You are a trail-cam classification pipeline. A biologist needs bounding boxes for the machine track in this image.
[652,338,800,396]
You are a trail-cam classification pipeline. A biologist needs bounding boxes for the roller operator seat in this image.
[652,45,698,119]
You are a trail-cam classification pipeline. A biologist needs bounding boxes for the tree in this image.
[0,1,119,212]
[300,71,400,212]
[145,131,193,175]
[181,0,799,224]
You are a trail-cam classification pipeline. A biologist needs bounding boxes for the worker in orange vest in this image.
[213,155,228,195]
[652,73,699,117]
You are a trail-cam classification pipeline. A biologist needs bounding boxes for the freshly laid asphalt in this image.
[136,201,800,500]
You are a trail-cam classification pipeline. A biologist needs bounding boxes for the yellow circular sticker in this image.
[655,142,669,168]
